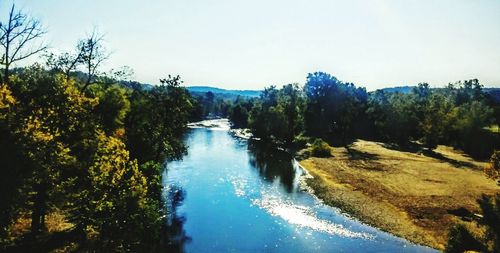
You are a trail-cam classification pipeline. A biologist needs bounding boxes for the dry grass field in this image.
[299,140,499,250]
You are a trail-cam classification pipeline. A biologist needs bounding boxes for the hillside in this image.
[186,86,261,98]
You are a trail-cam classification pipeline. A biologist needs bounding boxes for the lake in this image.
[163,119,436,253]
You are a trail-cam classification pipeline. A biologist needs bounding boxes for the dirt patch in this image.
[299,140,499,250]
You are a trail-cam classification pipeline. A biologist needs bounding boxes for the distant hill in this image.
[186,86,261,98]
[485,88,500,103]
[378,86,415,94]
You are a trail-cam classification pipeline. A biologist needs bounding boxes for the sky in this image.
[1,0,500,90]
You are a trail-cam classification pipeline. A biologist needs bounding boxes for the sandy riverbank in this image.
[298,140,499,250]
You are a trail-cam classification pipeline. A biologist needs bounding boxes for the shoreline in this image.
[296,159,440,249]
[225,124,439,248]
[295,140,499,251]
[217,119,498,250]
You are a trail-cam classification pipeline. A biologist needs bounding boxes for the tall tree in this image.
[125,75,192,163]
[304,72,367,144]
[0,4,46,84]
[79,31,108,91]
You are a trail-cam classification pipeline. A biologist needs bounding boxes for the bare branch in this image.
[79,30,108,91]
[0,4,47,84]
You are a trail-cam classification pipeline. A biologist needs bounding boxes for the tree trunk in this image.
[3,64,8,85]
[31,182,47,234]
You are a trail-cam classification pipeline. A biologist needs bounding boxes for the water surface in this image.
[163,120,436,252]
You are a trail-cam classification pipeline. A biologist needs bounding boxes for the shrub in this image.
[311,138,331,157]
[445,224,484,253]
[293,134,310,149]
[485,150,500,184]
[445,194,500,252]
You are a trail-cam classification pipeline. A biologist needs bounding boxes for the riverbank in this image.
[298,139,499,250]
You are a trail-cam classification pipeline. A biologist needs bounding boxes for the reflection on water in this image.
[248,142,372,240]
[164,185,190,252]
[164,121,436,253]
[248,141,296,193]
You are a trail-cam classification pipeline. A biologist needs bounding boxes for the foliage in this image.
[419,93,454,149]
[0,65,191,250]
[72,132,162,250]
[249,84,305,145]
[7,67,97,233]
[444,224,484,253]
[189,91,236,121]
[445,194,500,252]
[478,194,500,252]
[485,150,500,184]
[367,91,419,145]
[92,84,130,135]
[125,75,192,163]
[311,138,331,157]
[304,72,368,144]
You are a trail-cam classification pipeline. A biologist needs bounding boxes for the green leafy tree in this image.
[7,67,97,233]
[485,150,500,184]
[249,84,305,145]
[92,84,130,136]
[229,104,249,128]
[311,138,331,157]
[419,93,454,149]
[125,75,192,163]
[304,72,367,144]
[72,132,162,250]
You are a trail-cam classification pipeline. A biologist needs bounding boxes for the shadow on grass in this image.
[447,207,476,222]
[381,142,478,169]
[422,149,477,169]
[346,147,379,161]
[381,142,423,153]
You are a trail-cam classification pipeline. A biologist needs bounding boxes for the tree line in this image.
[227,72,498,159]
[225,72,500,252]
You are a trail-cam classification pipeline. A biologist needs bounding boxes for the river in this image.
[163,119,436,253]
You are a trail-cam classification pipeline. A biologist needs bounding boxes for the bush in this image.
[445,224,484,253]
[293,134,310,149]
[445,194,500,252]
[485,150,500,184]
[311,138,331,157]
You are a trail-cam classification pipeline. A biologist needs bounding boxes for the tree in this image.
[485,150,500,184]
[45,42,85,81]
[248,84,305,145]
[125,75,192,163]
[229,104,249,128]
[0,4,46,84]
[71,132,160,250]
[249,86,280,140]
[419,93,453,149]
[278,83,306,143]
[8,67,97,233]
[445,224,484,253]
[451,100,494,154]
[79,31,108,91]
[367,91,419,145]
[311,138,331,157]
[204,91,215,115]
[0,84,29,238]
[93,85,130,136]
[304,72,367,144]
[446,194,500,252]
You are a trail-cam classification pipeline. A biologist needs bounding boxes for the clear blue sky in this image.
[2,0,500,90]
